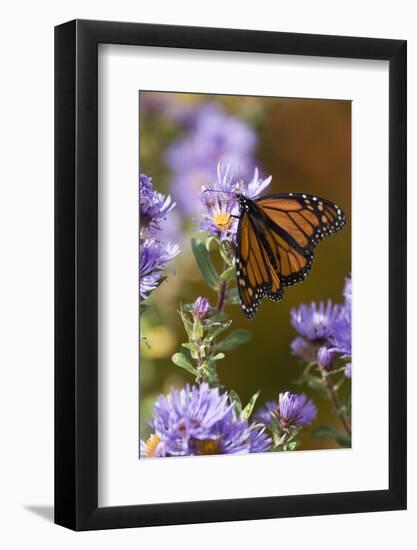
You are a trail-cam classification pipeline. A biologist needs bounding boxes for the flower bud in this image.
[191,296,211,321]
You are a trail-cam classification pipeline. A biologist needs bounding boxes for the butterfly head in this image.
[236,193,251,213]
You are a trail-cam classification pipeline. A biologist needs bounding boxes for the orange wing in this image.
[236,213,283,320]
[255,193,346,288]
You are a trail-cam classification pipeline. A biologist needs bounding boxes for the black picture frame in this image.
[55,19,407,531]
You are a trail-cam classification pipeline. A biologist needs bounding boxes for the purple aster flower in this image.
[277,392,317,428]
[290,301,342,342]
[140,434,165,458]
[255,393,317,429]
[140,173,175,233]
[149,383,230,456]
[191,296,211,321]
[165,103,257,215]
[317,345,337,369]
[170,168,215,218]
[198,192,239,242]
[148,208,183,245]
[328,276,352,357]
[243,167,272,200]
[255,401,277,425]
[290,336,317,363]
[197,163,272,242]
[245,420,272,453]
[329,306,351,357]
[139,239,180,300]
[167,104,256,174]
[143,383,271,457]
[195,409,271,455]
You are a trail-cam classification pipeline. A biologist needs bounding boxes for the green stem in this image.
[320,365,351,438]
[326,366,348,376]
[216,264,229,312]
[216,279,227,312]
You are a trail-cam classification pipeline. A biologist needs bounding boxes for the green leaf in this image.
[270,414,281,435]
[192,319,204,340]
[181,342,200,353]
[311,424,335,439]
[284,440,299,451]
[335,434,351,447]
[181,342,201,359]
[204,359,220,384]
[229,389,242,414]
[209,311,229,323]
[205,235,217,251]
[311,424,351,448]
[171,353,199,377]
[220,266,236,281]
[241,390,261,420]
[178,303,193,339]
[215,329,252,352]
[211,352,225,361]
[224,287,240,305]
[219,240,235,267]
[191,238,218,289]
[219,245,231,265]
[203,320,232,343]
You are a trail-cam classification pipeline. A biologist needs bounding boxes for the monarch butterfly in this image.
[234,192,346,319]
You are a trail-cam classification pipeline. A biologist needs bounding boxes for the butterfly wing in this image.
[236,211,284,320]
[255,193,346,288]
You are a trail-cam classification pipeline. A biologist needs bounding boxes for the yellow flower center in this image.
[195,439,221,455]
[144,433,160,457]
[213,211,232,231]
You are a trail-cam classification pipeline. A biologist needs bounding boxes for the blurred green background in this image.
[139,91,351,451]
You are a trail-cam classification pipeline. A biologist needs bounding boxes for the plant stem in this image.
[320,366,351,438]
[195,344,204,383]
[216,266,228,312]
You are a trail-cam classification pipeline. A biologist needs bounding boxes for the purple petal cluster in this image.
[278,392,318,427]
[165,103,258,215]
[329,277,352,358]
[329,307,352,357]
[290,300,343,342]
[290,277,352,376]
[139,239,180,300]
[140,174,175,234]
[290,336,317,363]
[191,296,211,321]
[255,400,277,425]
[197,163,272,242]
[139,173,180,301]
[148,209,182,245]
[256,393,317,429]
[317,345,337,369]
[244,167,272,199]
[140,383,271,457]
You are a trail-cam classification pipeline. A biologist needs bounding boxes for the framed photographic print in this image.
[55,19,407,530]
